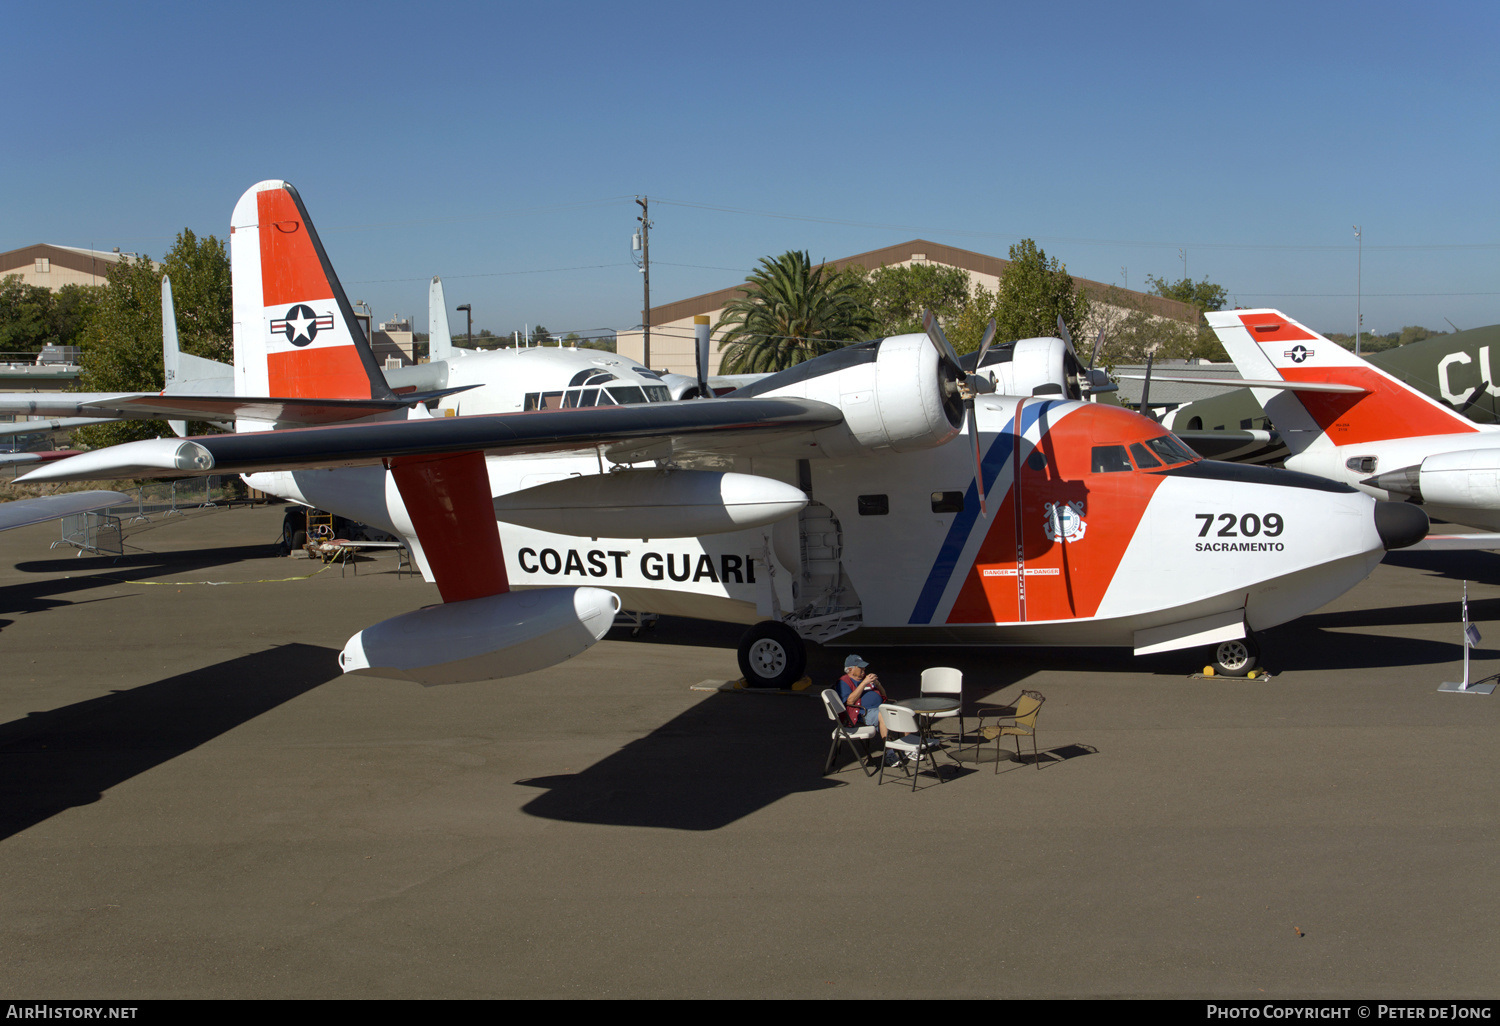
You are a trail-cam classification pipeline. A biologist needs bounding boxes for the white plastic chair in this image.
[920,666,964,745]
[821,688,879,777]
[878,704,949,790]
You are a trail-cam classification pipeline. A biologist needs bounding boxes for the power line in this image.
[651,196,1500,254]
[345,262,633,285]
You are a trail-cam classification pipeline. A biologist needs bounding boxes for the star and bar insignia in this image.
[270,304,336,346]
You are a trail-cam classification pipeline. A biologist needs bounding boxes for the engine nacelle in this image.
[493,468,806,538]
[1365,449,1500,508]
[974,337,1082,400]
[742,332,963,458]
[339,586,620,685]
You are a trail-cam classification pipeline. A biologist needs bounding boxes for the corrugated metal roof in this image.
[1110,362,1243,406]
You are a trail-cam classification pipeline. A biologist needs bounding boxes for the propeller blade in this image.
[922,308,964,375]
[967,398,986,517]
[1089,327,1106,370]
[975,319,996,366]
[966,318,998,394]
[1139,351,1158,421]
[1056,314,1079,361]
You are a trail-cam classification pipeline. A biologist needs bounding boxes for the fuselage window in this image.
[858,494,889,516]
[931,491,965,513]
[1129,442,1162,468]
[643,385,670,402]
[1091,445,1132,473]
[1026,450,1047,472]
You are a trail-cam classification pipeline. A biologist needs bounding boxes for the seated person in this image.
[837,655,901,765]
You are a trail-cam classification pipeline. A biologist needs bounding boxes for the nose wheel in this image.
[737,620,807,689]
[1211,635,1260,677]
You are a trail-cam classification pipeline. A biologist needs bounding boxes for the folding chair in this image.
[821,688,879,777]
[878,704,949,790]
[919,667,964,745]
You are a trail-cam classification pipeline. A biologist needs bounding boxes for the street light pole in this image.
[456,303,471,348]
[1357,227,1364,356]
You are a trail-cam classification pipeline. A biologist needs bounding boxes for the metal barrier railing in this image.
[52,511,123,557]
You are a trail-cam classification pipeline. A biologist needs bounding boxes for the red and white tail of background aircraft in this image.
[20,182,1431,683]
[1209,309,1500,537]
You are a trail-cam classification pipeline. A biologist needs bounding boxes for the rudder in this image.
[230,180,394,421]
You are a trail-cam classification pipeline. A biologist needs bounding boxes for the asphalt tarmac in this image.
[0,503,1497,999]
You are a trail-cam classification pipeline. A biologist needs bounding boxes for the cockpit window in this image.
[567,369,595,387]
[1145,434,1198,465]
[1129,442,1162,469]
[608,385,648,405]
[644,385,670,402]
[1091,445,1132,473]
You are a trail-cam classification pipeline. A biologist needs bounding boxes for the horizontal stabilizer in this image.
[96,393,437,425]
[1118,374,1367,394]
[0,490,128,532]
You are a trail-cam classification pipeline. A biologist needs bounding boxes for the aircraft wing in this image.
[0,450,81,468]
[0,392,461,426]
[0,490,128,532]
[1117,374,1367,394]
[1174,429,1286,464]
[1407,533,1500,551]
[17,397,845,482]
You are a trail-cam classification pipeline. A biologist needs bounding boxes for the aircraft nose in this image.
[1374,500,1428,551]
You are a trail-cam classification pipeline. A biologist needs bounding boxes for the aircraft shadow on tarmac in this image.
[517,633,1101,829]
[0,544,286,622]
[0,643,337,842]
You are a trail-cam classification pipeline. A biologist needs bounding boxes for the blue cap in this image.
[844,654,869,669]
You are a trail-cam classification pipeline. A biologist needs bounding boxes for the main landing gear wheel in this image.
[737,621,807,689]
[1212,636,1260,677]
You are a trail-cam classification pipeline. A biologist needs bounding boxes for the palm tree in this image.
[715,251,876,373]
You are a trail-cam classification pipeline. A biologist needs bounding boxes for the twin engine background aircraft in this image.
[20,181,1431,685]
[1208,309,1500,536]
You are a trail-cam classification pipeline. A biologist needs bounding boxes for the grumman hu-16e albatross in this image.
[21,181,1431,684]
[1208,309,1500,539]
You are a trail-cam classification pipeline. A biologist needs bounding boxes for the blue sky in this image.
[6,1,1496,338]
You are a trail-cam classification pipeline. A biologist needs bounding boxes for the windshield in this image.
[608,386,648,405]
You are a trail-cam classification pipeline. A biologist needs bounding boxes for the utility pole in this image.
[1353,225,1363,356]
[635,196,652,368]
[1179,247,1187,282]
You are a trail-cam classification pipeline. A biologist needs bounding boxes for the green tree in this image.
[1145,274,1228,314]
[715,251,876,373]
[990,240,1088,349]
[75,229,232,448]
[840,262,970,337]
[0,277,101,353]
[162,229,232,364]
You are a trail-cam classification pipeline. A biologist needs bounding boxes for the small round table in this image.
[900,697,960,716]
